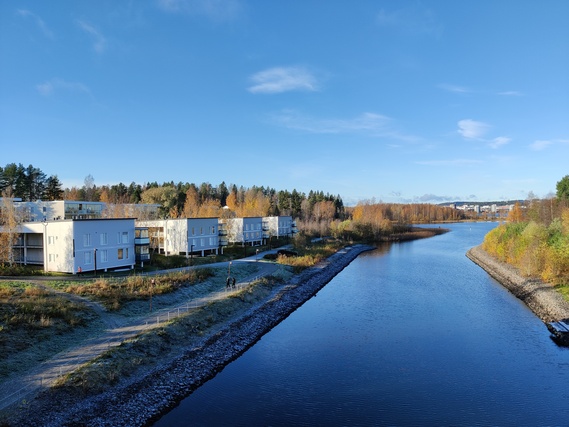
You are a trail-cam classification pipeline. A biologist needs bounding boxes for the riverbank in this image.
[4,244,375,427]
[466,245,569,324]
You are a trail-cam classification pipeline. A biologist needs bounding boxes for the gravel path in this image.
[2,245,374,427]
[467,245,569,323]
[0,258,277,414]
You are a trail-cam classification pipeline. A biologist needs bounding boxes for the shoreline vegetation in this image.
[1,227,447,426]
[467,245,569,326]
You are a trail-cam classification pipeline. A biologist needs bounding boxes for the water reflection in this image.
[155,223,569,426]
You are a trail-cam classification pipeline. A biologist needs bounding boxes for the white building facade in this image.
[262,215,294,242]
[223,217,263,246]
[14,218,135,273]
[138,218,219,256]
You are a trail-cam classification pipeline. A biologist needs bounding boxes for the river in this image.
[154,222,569,426]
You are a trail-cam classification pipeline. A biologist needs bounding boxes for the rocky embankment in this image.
[7,244,374,427]
[467,245,569,323]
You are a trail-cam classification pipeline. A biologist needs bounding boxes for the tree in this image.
[141,186,178,218]
[557,175,569,201]
[83,174,97,201]
[182,185,200,218]
[0,188,22,266]
[44,175,63,200]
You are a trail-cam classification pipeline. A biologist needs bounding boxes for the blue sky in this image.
[1,0,568,205]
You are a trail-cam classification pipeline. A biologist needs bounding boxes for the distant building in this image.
[15,200,105,221]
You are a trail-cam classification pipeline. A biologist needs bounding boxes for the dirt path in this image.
[0,258,279,412]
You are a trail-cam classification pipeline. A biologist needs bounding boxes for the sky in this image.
[1,0,568,205]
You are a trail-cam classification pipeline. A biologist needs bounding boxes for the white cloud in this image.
[489,136,511,149]
[76,20,107,53]
[36,78,91,97]
[415,159,482,166]
[157,0,242,22]
[530,140,553,151]
[17,9,54,39]
[457,119,490,139]
[248,67,318,94]
[376,5,442,37]
[438,83,471,94]
[498,90,523,96]
[271,110,417,142]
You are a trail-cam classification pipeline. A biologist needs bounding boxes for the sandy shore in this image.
[466,245,569,323]
[6,244,374,427]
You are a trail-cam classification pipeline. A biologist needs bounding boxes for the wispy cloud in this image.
[157,0,242,22]
[415,158,482,166]
[458,119,510,149]
[17,9,54,39]
[498,90,523,96]
[438,83,471,94]
[530,140,553,151]
[376,5,442,37]
[271,110,417,142]
[248,67,318,94]
[530,138,569,151]
[457,119,490,139]
[489,136,511,149]
[414,193,463,203]
[36,78,91,97]
[76,20,107,53]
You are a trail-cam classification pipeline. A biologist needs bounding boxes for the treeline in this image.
[299,200,470,241]
[482,175,569,285]
[0,163,345,222]
[0,163,64,201]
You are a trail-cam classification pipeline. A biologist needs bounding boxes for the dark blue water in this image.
[155,223,569,426]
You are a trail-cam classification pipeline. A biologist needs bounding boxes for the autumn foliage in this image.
[483,197,569,285]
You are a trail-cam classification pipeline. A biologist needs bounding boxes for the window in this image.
[211,226,216,234]
[100,233,108,245]
[48,236,54,245]
[125,248,129,259]
[192,227,195,235]
[100,250,108,263]
[200,227,203,235]
[118,248,124,259]
[84,234,91,247]
[84,251,92,264]
[121,232,128,244]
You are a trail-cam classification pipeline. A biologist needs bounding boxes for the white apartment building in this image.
[262,215,295,242]
[138,218,220,256]
[222,217,263,246]
[13,218,135,273]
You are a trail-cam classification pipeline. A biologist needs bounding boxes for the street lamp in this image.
[228,260,232,278]
[256,248,259,262]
